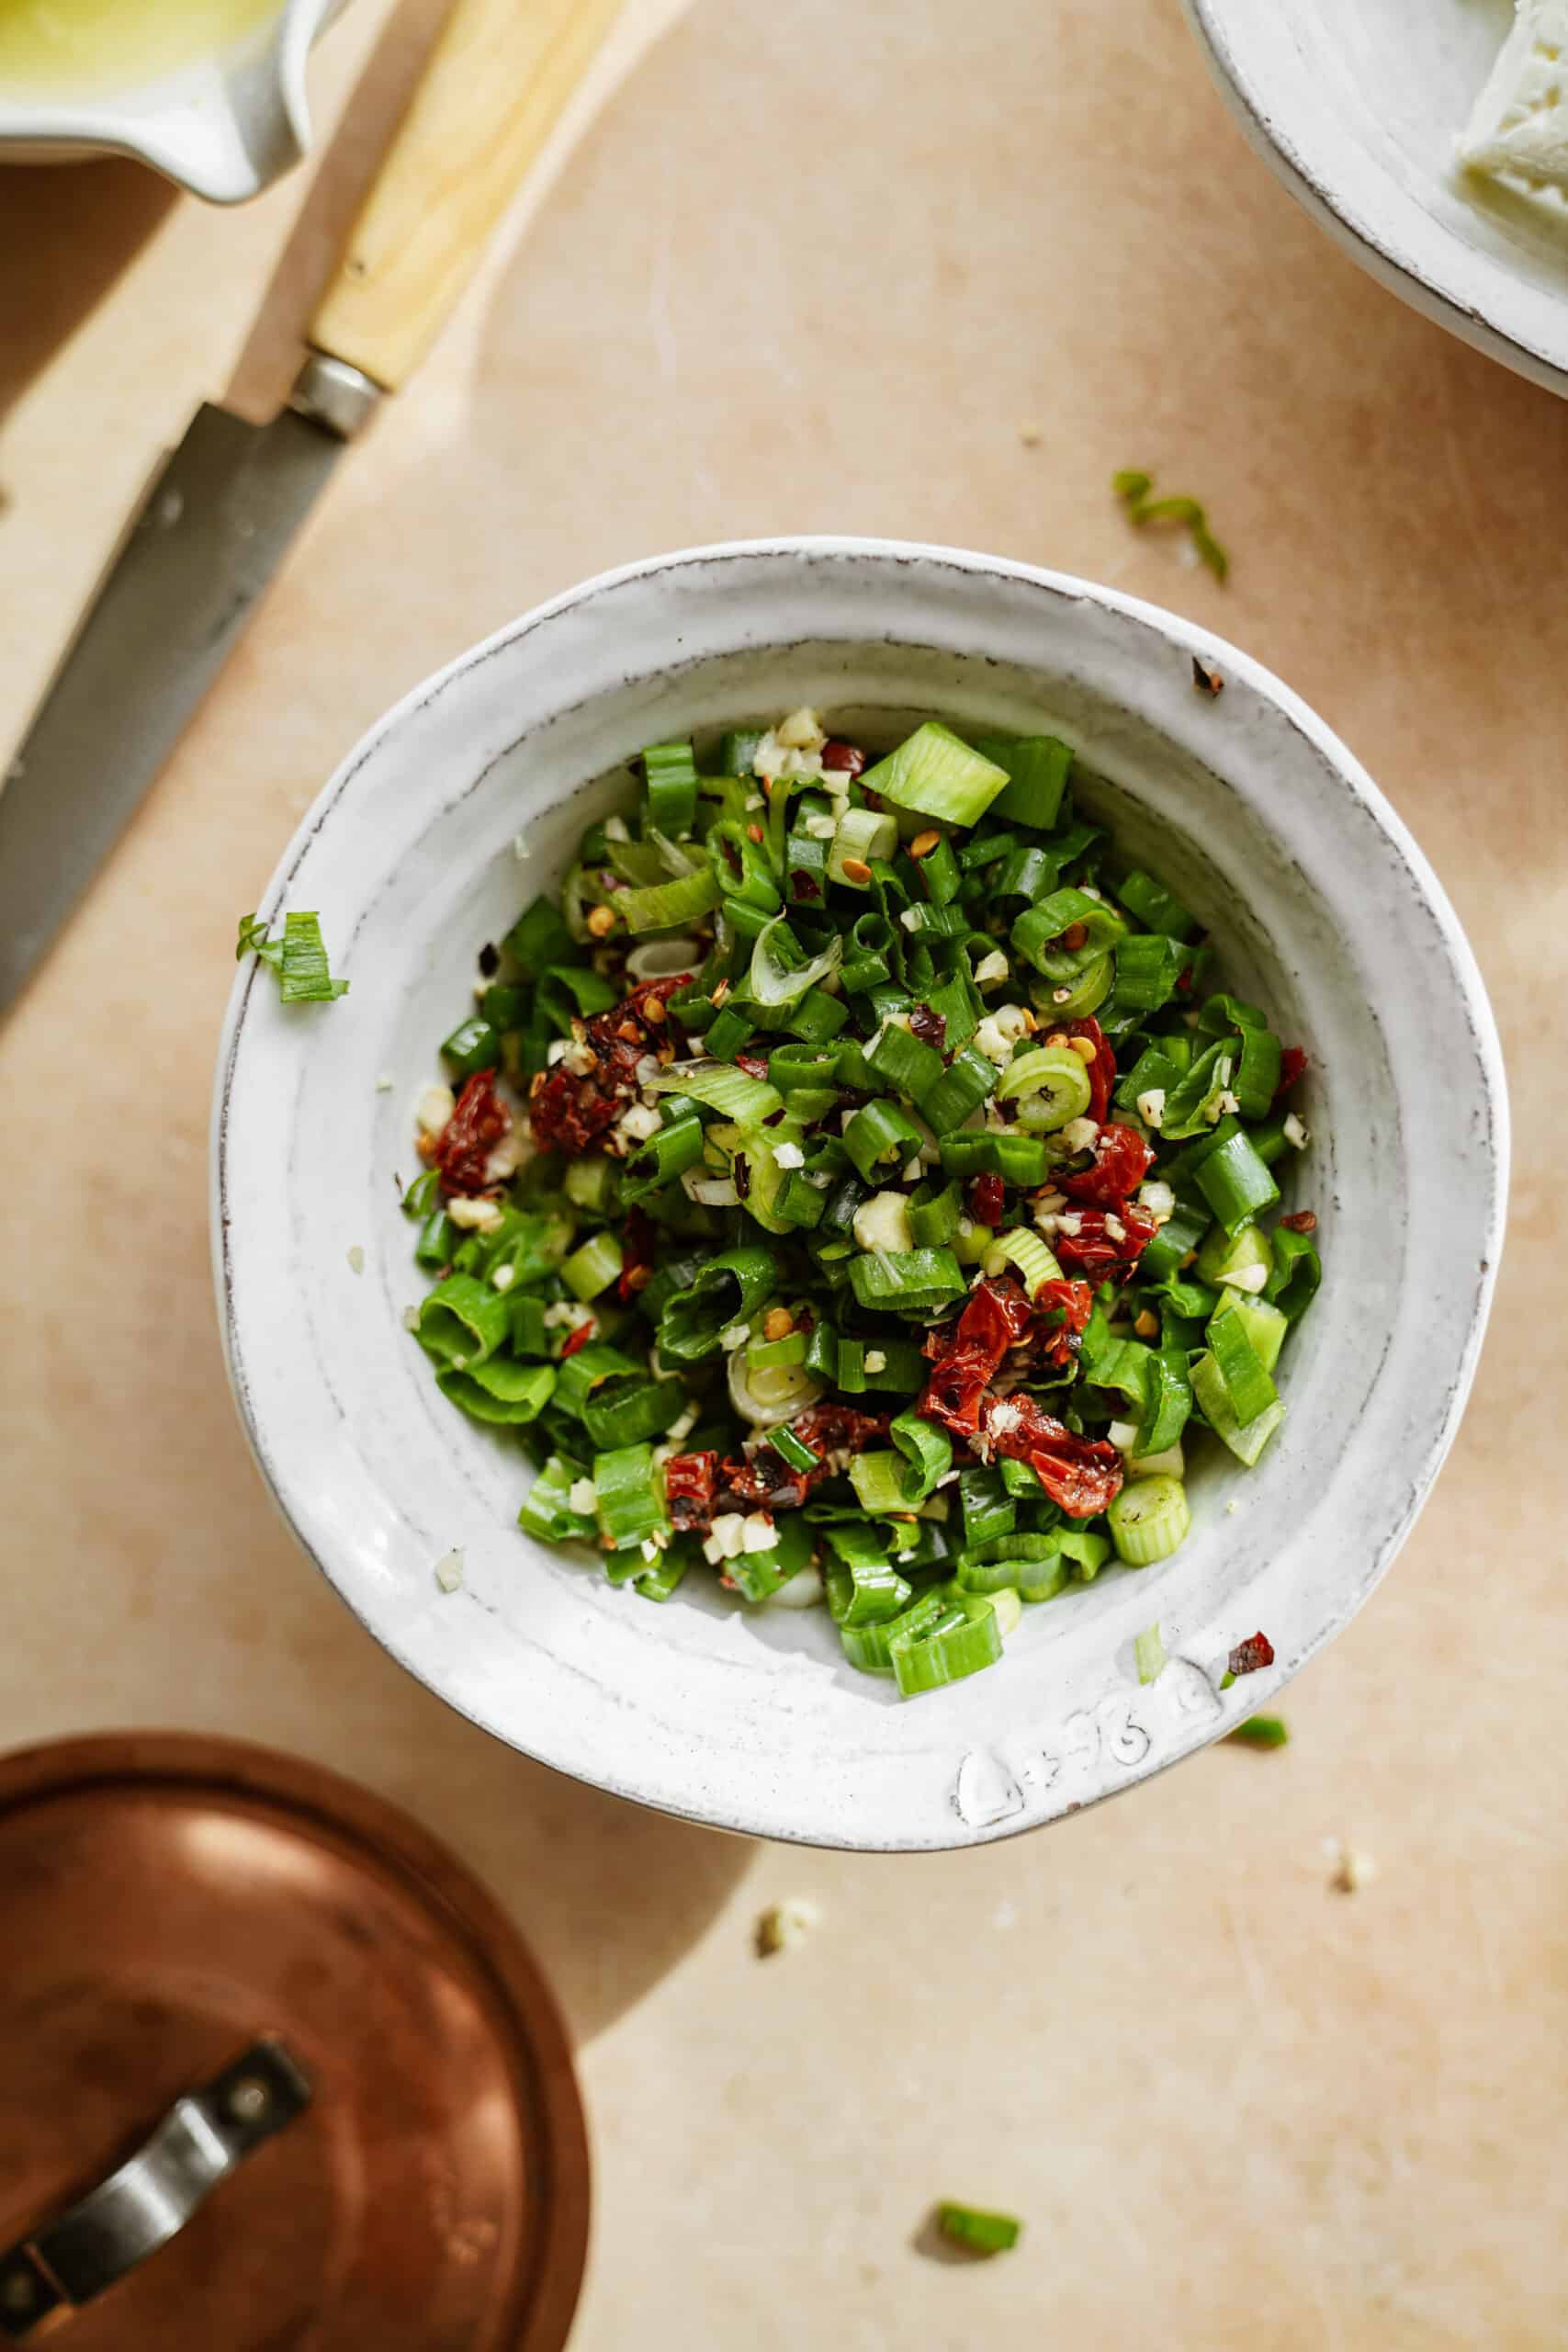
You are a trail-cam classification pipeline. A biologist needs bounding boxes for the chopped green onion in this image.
[1134,1621,1168,1684]
[643,740,698,836]
[1190,1351,1285,1465]
[416,1273,510,1365]
[973,732,1072,831]
[848,1248,967,1315]
[441,1015,500,1075]
[842,1098,925,1184]
[748,912,843,1007]
[562,1230,624,1301]
[658,1246,777,1363]
[996,1043,1092,1130]
[614,866,720,934]
[518,1454,595,1544]
[1195,1127,1280,1236]
[890,1592,1003,1696]
[861,722,1010,827]
[1109,1476,1190,1567]
[592,1442,668,1553]
[1206,1305,1278,1427]
[998,1228,1061,1296]
[1117,867,1196,941]
[649,1058,783,1126]
[436,1358,556,1426]
[829,805,898,886]
[919,1045,998,1133]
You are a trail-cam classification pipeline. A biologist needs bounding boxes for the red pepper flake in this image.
[435,1069,509,1198]
[1056,920,1088,951]
[559,1320,596,1360]
[908,1004,947,1050]
[1280,1209,1317,1235]
[790,869,821,900]
[617,1204,657,1303]
[1274,1046,1309,1101]
[735,1052,772,1082]
[1064,1016,1116,1125]
[968,1172,1005,1227]
[821,741,866,775]
[1057,1122,1154,1208]
[1227,1632,1275,1678]
[663,1451,718,1531]
[1191,654,1224,697]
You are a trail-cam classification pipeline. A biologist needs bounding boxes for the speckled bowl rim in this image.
[1181,0,1568,401]
[212,537,1508,1850]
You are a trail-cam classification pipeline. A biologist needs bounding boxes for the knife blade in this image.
[0,0,623,1016]
[0,393,346,1015]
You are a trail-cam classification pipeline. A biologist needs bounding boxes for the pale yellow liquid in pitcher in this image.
[0,0,276,91]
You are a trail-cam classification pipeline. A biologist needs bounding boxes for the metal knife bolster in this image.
[289,354,383,442]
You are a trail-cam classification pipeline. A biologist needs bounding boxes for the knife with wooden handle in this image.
[0,0,623,1016]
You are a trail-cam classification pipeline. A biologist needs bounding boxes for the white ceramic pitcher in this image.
[0,0,347,204]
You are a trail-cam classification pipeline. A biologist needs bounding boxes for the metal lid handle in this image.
[0,2040,311,2338]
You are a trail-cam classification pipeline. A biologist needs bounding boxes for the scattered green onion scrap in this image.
[1227,1714,1289,1749]
[936,2202,1021,2256]
[237,909,348,1001]
[1113,469,1230,582]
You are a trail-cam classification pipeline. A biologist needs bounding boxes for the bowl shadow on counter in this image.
[301,1596,756,2047]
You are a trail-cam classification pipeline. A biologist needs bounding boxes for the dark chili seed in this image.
[735,1153,750,1199]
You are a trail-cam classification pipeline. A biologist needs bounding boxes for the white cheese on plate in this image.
[1460,2,1568,192]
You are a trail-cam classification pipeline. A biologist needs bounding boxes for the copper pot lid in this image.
[0,1734,590,2350]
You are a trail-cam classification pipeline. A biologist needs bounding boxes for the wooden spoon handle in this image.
[310,0,622,392]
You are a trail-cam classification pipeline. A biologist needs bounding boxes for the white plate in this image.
[1184,0,1568,399]
[213,539,1506,1850]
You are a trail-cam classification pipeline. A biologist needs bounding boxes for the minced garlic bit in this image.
[775,706,826,752]
[491,1262,516,1292]
[513,833,531,861]
[416,1082,456,1137]
[375,1072,395,1093]
[568,1478,596,1517]
[1058,1115,1100,1153]
[1283,1112,1310,1149]
[447,1195,504,1233]
[1136,1088,1167,1130]
[1328,1840,1379,1894]
[755,1896,821,1957]
[973,949,1010,990]
[402,1304,422,1333]
[703,1511,748,1563]
[434,1548,465,1594]
[773,1140,806,1170]
[863,1350,887,1374]
[718,1322,750,1353]
[346,1244,366,1275]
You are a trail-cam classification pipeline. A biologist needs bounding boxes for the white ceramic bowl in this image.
[213,539,1506,1850]
[1183,0,1568,400]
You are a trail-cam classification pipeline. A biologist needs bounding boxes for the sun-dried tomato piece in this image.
[718,1451,812,1512]
[663,1451,718,1532]
[967,1171,1004,1227]
[1034,1276,1095,1367]
[917,1279,1033,1436]
[436,1069,510,1197]
[980,1393,1122,1518]
[1280,1209,1317,1235]
[1274,1046,1309,1101]
[790,1401,887,1463]
[909,1004,947,1050]
[790,869,821,900]
[1053,1204,1157,1280]
[1227,1632,1275,1677]
[559,1320,596,1360]
[734,1052,772,1082]
[1063,1016,1117,1125]
[1057,1122,1155,1207]
[529,975,689,1157]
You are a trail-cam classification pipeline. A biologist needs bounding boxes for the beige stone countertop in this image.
[2,2,1565,2345]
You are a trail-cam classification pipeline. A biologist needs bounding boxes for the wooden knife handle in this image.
[309,0,623,392]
